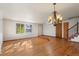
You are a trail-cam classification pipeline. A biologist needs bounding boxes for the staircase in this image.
[70,33,79,42]
[67,22,79,42]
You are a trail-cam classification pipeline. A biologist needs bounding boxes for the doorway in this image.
[56,23,62,39]
[63,22,69,40]
[38,24,43,36]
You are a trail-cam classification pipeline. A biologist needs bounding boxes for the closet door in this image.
[38,24,43,36]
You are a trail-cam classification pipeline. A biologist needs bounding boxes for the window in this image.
[26,24,32,32]
[16,23,24,34]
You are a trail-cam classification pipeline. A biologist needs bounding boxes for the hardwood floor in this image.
[0,36,79,56]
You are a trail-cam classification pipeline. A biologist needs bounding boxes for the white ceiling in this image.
[0,3,79,23]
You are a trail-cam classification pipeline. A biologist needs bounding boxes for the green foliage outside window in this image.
[16,23,24,34]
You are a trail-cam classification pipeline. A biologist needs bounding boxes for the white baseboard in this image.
[3,35,38,41]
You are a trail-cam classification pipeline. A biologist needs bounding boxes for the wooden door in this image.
[56,23,62,39]
[64,22,69,40]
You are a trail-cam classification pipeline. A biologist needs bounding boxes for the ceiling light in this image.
[48,3,62,26]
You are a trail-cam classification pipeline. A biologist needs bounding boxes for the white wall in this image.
[43,21,56,36]
[3,19,39,41]
[0,12,3,53]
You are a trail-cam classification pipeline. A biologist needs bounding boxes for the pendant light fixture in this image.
[48,3,62,26]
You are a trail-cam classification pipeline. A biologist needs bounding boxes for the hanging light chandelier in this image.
[48,3,62,26]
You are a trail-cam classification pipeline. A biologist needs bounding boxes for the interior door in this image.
[56,23,62,39]
[64,22,69,40]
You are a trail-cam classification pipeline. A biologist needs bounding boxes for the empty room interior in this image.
[1,3,79,56]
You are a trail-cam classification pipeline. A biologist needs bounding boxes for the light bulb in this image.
[60,17,62,20]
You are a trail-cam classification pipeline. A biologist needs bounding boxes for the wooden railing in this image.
[67,22,79,39]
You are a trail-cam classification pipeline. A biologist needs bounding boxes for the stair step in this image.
[70,35,79,42]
